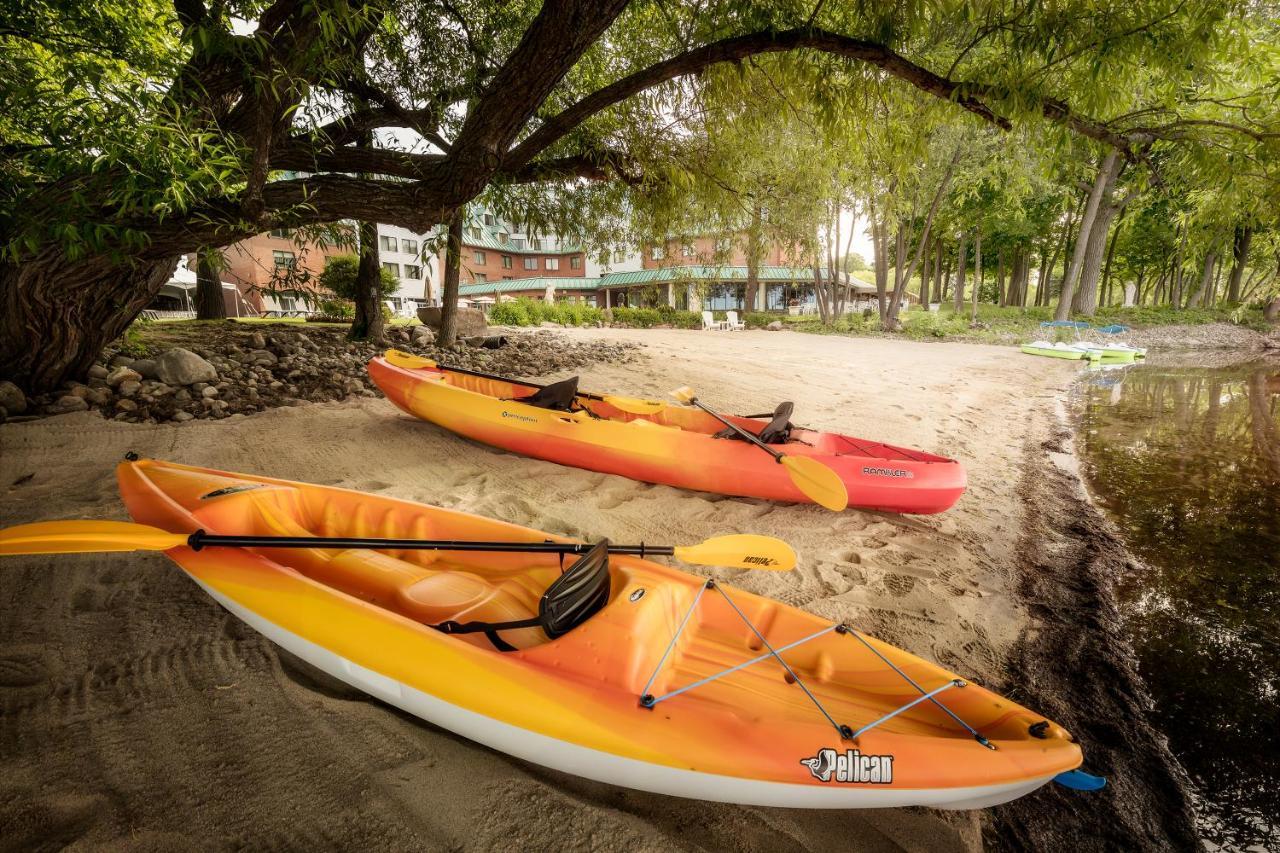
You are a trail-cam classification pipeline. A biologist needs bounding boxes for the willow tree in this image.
[5,0,1276,392]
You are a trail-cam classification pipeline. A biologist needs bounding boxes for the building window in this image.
[272,250,296,269]
[497,232,508,244]
[475,273,488,282]
[650,247,665,261]
[715,237,732,252]
[523,257,538,270]
[402,239,418,255]
[530,238,542,250]
[501,255,512,268]
[467,226,481,239]
[511,237,525,249]
[382,262,400,276]
[502,275,513,280]
[545,257,559,271]
[682,244,695,257]
[614,249,627,263]
[380,235,398,252]
[473,251,486,264]
[269,227,293,238]
[570,256,582,269]
[404,264,422,279]
[483,214,495,226]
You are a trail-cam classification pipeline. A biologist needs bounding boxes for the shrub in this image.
[743,312,776,329]
[487,299,532,326]
[609,306,661,327]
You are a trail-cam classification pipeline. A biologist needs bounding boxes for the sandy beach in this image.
[0,329,1181,850]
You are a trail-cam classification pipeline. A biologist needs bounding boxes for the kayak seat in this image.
[511,376,580,412]
[430,541,612,652]
[715,402,794,444]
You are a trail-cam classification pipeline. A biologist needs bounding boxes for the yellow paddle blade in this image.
[0,520,188,555]
[383,349,437,369]
[669,386,697,404]
[602,395,667,415]
[781,456,849,512]
[672,534,796,571]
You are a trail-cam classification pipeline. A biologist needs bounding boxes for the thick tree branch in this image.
[505,27,1143,171]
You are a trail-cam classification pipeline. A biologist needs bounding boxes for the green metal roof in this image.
[596,265,875,289]
[457,266,876,296]
[458,277,599,296]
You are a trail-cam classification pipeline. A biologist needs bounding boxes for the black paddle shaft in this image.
[430,362,610,404]
[689,398,784,463]
[186,530,675,558]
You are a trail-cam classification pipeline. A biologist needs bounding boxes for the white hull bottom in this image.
[196,578,1057,810]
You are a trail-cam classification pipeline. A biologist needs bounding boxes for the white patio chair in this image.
[701,310,724,330]
[725,310,746,331]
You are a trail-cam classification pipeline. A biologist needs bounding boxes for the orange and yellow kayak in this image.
[367,357,967,514]
[118,458,1080,808]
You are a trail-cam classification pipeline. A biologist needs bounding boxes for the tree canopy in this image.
[3,0,1280,390]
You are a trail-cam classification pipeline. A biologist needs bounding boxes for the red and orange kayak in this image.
[116,459,1081,808]
[367,356,966,514]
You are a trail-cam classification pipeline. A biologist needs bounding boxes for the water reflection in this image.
[1078,359,1280,851]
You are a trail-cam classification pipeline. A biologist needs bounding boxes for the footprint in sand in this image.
[882,573,917,596]
[359,480,392,491]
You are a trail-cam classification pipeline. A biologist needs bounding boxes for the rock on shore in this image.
[3,325,642,425]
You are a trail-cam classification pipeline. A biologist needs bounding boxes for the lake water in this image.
[1077,357,1280,851]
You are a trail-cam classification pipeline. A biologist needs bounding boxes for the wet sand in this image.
[0,328,1188,850]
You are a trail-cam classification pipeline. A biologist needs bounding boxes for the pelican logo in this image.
[501,410,538,424]
[743,555,777,567]
[862,466,913,479]
[800,748,894,784]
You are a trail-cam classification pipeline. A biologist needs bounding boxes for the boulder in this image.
[411,326,436,345]
[48,395,88,414]
[87,364,109,380]
[106,366,142,387]
[109,354,136,368]
[114,398,138,413]
[0,381,26,414]
[118,380,142,398]
[766,320,783,331]
[417,306,489,337]
[131,358,159,379]
[171,410,195,422]
[201,386,219,399]
[154,347,217,385]
[248,331,267,349]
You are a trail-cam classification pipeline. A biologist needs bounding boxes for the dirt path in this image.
[0,328,1187,850]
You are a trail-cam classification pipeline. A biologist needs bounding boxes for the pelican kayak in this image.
[117,459,1082,809]
[367,356,966,514]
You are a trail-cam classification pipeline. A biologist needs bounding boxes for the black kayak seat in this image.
[512,376,580,412]
[716,401,795,445]
[431,540,612,652]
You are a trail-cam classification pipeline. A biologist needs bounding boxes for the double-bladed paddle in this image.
[669,387,849,512]
[0,521,797,571]
[383,350,667,415]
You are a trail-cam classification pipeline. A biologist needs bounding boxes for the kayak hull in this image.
[367,358,966,514]
[117,459,1081,809]
[1020,344,1085,360]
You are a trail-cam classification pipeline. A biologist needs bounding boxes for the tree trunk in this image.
[1190,251,1216,308]
[932,238,944,304]
[1055,149,1119,320]
[919,232,931,307]
[195,250,225,320]
[1,253,178,393]
[1227,224,1252,303]
[952,229,967,313]
[1100,206,1126,308]
[1071,197,1121,316]
[871,216,889,321]
[970,228,982,324]
[745,201,762,312]
[349,218,386,341]
[439,213,464,345]
[996,250,1006,306]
